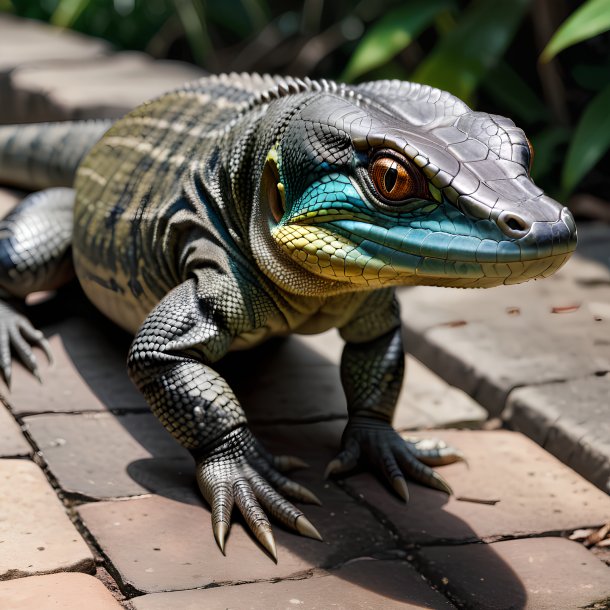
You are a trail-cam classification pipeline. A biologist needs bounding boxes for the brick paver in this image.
[24,412,192,499]
[343,430,610,544]
[0,459,93,579]
[418,537,610,610]
[10,317,147,416]
[0,572,123,609]
[131,558,455,609]
[0,404,30,457]
[77,474,394,593]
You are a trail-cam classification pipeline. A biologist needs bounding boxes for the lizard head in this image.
[261,80,577,290]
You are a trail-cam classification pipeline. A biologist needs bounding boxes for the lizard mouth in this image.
[273,218,574,288]
[273,173,577,289]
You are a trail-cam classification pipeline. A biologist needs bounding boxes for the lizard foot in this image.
[0,301,52,387]
[194,427,323,560]
[325,416,463,501]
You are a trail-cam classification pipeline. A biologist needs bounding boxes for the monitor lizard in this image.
[0,74,577,560]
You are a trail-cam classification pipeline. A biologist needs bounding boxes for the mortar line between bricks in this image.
[413,529,609,548]
[16,407,152,418]
[66,508,143,598]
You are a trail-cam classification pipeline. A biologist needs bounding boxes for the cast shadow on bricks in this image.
[7,282,527,606]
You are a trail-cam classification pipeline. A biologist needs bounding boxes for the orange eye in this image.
[369,152,428,203]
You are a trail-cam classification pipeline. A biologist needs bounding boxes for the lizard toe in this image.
[401,436,466,467]
[246,465,323,541]
[395,445,453,495]
[0,301,51,385]
[324,437,360,479]
[233,477,277,560]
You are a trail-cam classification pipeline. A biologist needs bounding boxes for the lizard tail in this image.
[0,120,113,191]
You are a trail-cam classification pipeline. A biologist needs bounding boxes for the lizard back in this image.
[73,74,279,332]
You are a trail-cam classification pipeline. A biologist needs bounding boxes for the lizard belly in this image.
[74,255,158,335]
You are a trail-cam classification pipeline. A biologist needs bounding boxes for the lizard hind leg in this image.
[0,187,75,385]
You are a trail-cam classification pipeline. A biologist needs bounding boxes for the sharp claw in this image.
[324,458,342,480]
[275,455,309,471]
[2,366,10,389]
[32,367,42,384]
[213,521,229,555]
[39,338,53,365]
[295,515,323,541]
[290,483,321,506]
[431,472,453,495]
[392,477,410,503]
[257,529,277,562]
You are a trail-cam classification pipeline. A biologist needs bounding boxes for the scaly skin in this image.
[0,74,577,560]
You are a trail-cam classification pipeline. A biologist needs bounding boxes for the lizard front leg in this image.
[127,278,321,559]
[326,290,463,500]
[0,188,74,384]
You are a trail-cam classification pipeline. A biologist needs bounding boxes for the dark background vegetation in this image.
[2,0,609,218]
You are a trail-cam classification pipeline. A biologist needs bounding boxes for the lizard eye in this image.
[369,150,429,203]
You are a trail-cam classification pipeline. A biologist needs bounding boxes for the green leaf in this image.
[50,0,90,28]
[562,83,610,195]
[412,0,530,104]
[541,0,610,62]
[173,0,212,66]
[341,0,454,82]
[483,61,547,122]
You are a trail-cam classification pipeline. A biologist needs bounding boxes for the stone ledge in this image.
[0,14,110,124]
[506,375,610,493]
[9,52,206,123]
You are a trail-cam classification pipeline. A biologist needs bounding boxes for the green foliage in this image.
[562,83,610,197]
[51,0,90,27]
[341,0,453,82]
[412,0,530,104]
[482,61,547,124]
[541,0,610,62]
[1,0,609,204]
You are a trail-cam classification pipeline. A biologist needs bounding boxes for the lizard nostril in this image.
[498,212,530,237]
[506,217,525,231]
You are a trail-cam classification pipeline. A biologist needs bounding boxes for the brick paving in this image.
[0,13,608,609]
[0,573,123,609]
[0,460,94,580]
